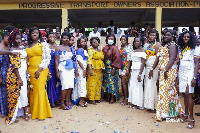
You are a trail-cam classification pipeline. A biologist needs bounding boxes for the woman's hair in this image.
[133,35,143,50]
[120,35,128,44]
[47,32,55,43]
[149,29,159,42]
[2,31,10,39]
[178,31,196,50]
[28,27,43,46]
[8,28,20,46]
[90,37,100,46]
[60,31,73,45]
[106,34,116,45]
[77,35,88,50]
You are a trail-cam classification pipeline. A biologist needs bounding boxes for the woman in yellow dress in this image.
[26,27,52,120]
[87,37,104,105]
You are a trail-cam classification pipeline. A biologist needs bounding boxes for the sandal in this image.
[24,113,29,121]
[120,98,128,106]
[78,101,87,107]
[187,119,195,129]
[59,103,71,110]
[180,114,189,123]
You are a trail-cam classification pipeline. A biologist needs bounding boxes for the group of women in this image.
[0,26,199,129]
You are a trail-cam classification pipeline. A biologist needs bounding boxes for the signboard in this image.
[17,1,200,9]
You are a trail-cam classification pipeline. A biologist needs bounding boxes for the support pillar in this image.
[62,8,68,32]
[155,7,162,41]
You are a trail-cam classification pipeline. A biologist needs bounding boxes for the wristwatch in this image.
[193,77,197,79]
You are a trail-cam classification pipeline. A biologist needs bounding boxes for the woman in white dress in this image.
[178,31,199,129]
[143,29,161,112]
[76,36,88,107]
[128,36,146,109]
[55,32,76,110]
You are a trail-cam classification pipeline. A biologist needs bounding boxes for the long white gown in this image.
[12,49,28,116]
[128,51,146,108]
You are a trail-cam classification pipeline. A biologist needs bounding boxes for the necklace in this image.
[180,46,190,59]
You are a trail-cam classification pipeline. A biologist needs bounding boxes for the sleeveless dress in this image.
[47,49,61,105]
[155,42,184,121]
[143,42,158,110]
[26,42,52,120]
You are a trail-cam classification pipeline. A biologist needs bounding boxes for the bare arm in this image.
[55,47,60,78]
[165,44,177,72]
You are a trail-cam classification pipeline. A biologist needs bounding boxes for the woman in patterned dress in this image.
[144,29,161,112]
[6,28,24,125]
[102,34,122,103]
[178,31,199,129]
[87,37,104,105]
[149,29,184,121]
[119,35,133,105]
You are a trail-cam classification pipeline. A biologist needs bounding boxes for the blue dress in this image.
[0,54,9,116]
[47,49,61,105]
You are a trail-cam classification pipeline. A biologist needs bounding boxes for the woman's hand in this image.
[56,72,60,79]
[164,71,168,80]
[191,78,197,87]
[125,69,129,76]
[11,51,20,57]
[18,78,23,87]
[137,75,142,82]
[83,70,87,78]
[0,76,3,84]
[26,71,30,78]
[111,68,115,76]
[89,70,93,76]
[34,70,40,79]
[148,70,153,79]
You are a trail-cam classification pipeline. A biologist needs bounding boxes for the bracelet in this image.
[138,74,141,77]
[150,68,154,71]
[164,69,168,72]
[193,77,197,79]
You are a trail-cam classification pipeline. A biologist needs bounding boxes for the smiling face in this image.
[31,30,39,41]
[183,33,190,45]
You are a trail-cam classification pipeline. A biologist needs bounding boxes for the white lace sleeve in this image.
[194,46,200,57]
[126,44,134,61]
[39,42,51,70]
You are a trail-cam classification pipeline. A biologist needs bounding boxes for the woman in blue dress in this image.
[0,32,11,117]
[47,32,61,107]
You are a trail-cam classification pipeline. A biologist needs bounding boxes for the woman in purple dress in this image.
[47,32,61,107]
